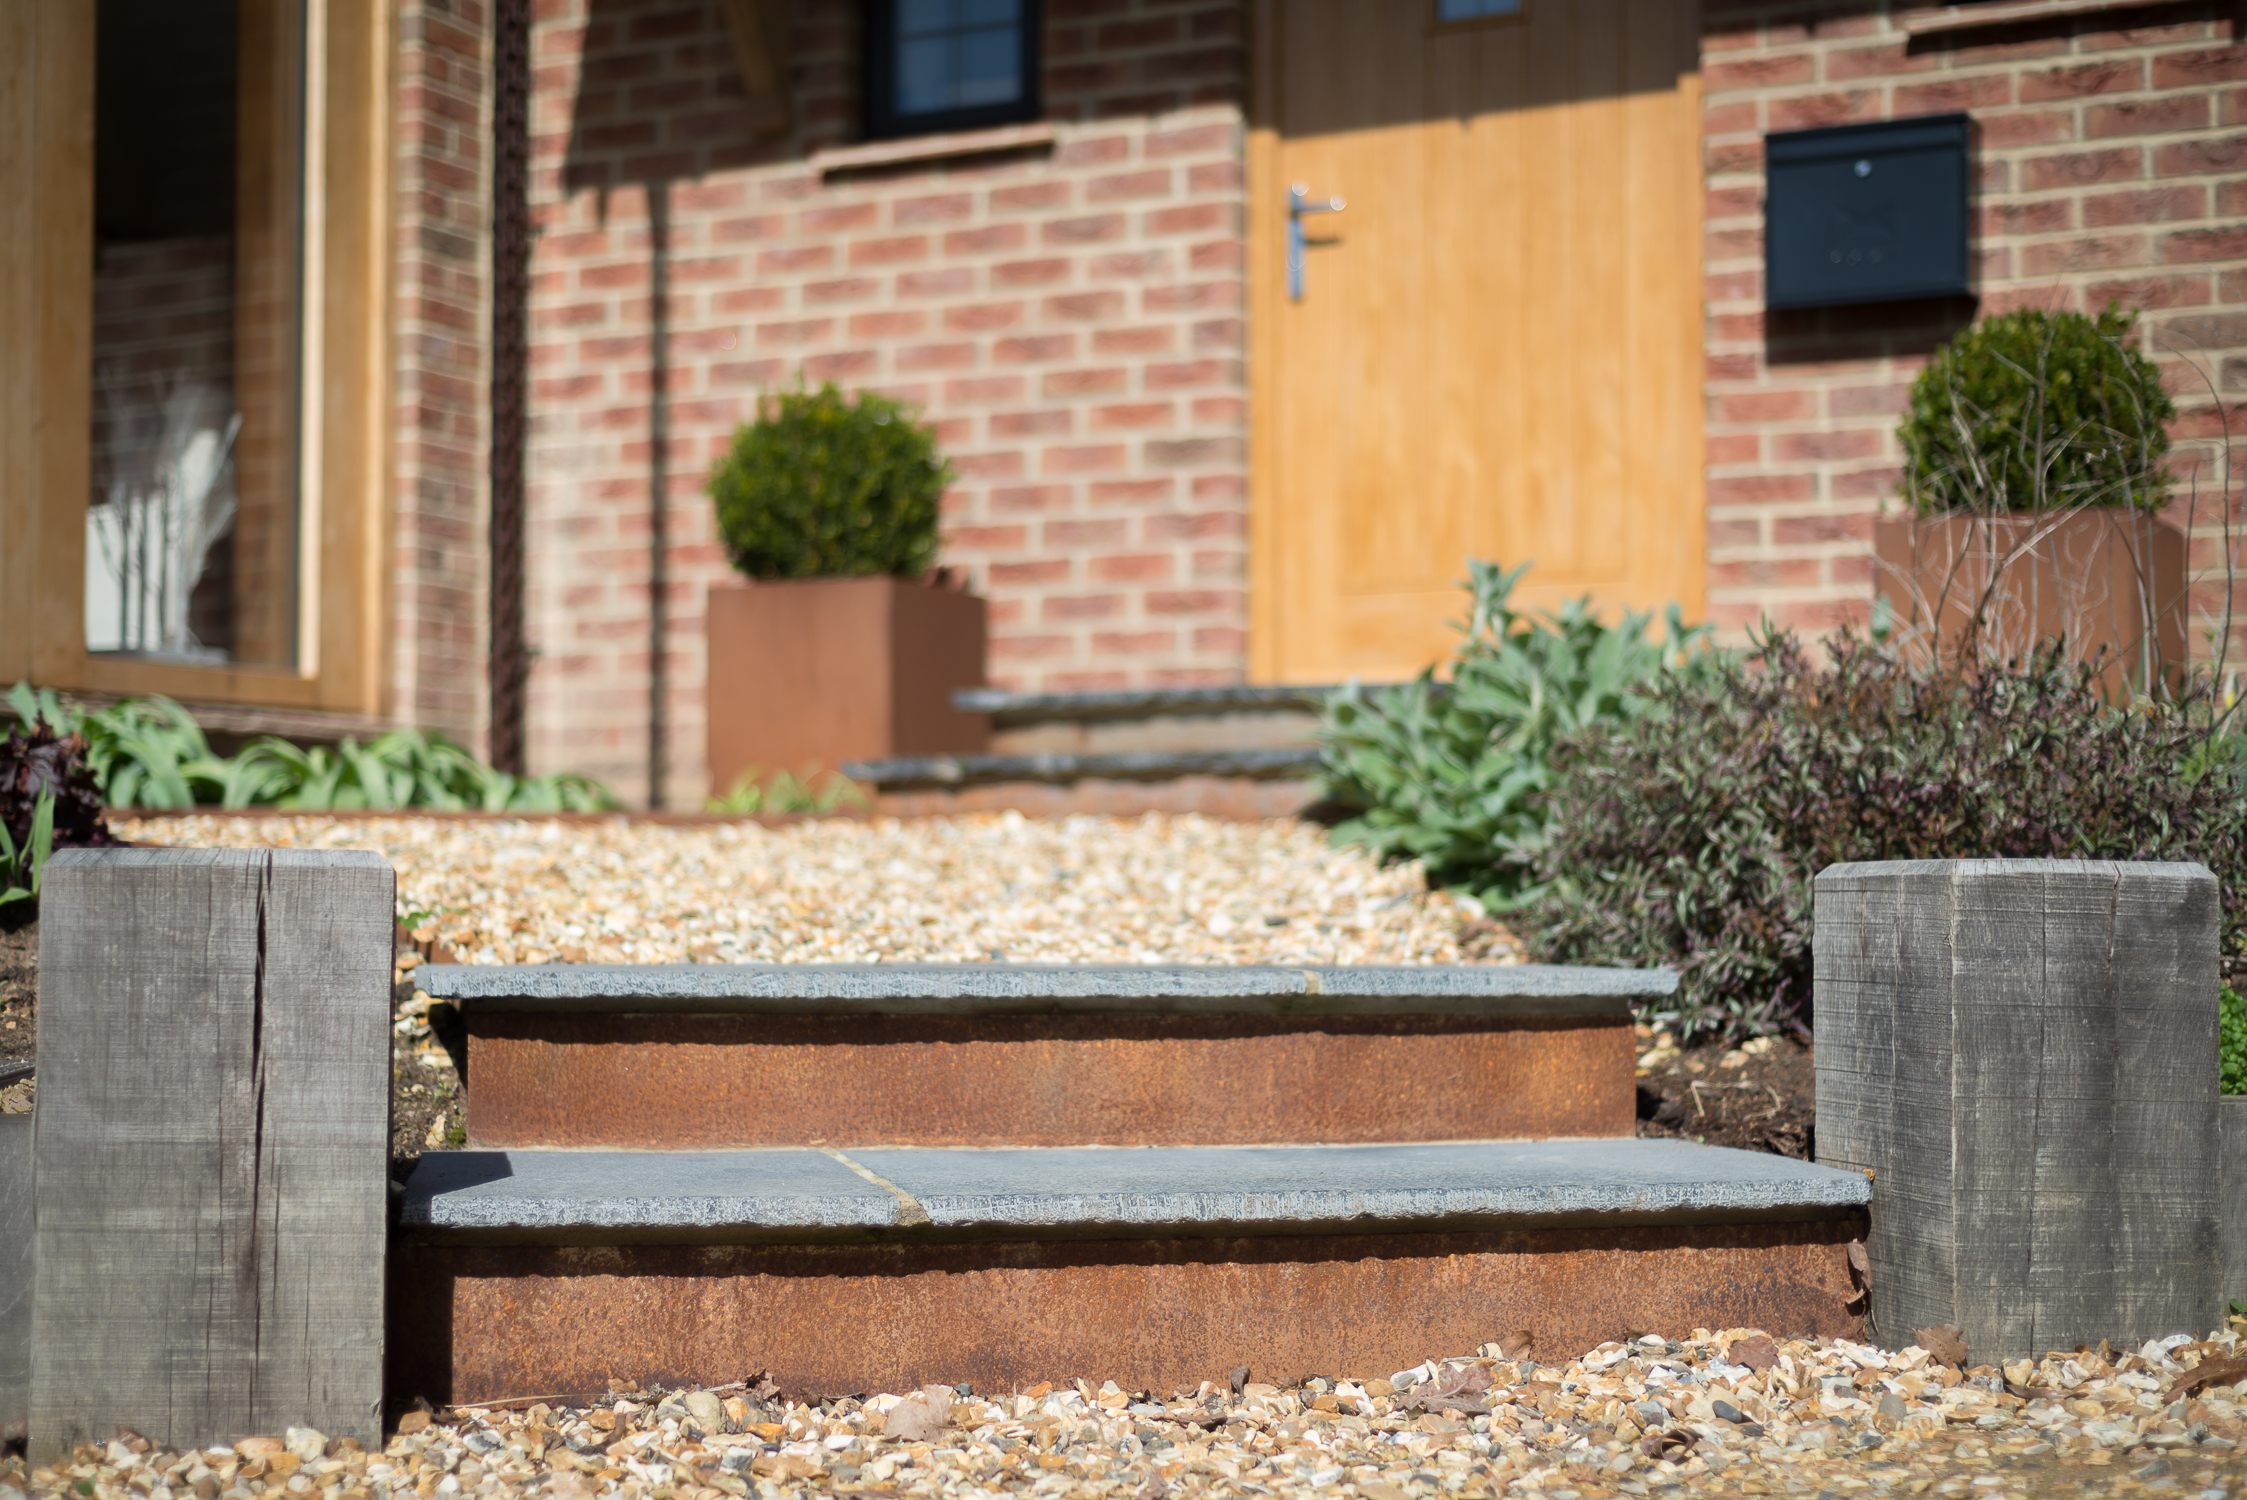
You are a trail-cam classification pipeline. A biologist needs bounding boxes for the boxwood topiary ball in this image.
[708,382,953,580]
[1897,306,2175,517]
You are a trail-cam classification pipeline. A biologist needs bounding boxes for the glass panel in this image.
[86,0,302,667]
[1436,0,1522,19]
[953,27,1023,107]
[892,0,1026,116]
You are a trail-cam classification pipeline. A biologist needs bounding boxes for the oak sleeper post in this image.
[29,849,393,1462]
[1815,859,2221,1361]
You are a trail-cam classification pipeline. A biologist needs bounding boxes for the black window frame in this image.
[864,0,1043,142]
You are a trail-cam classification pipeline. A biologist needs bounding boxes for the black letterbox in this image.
[1765,113,1971,310]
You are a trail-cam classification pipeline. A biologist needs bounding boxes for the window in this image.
[1434,0,1523,21]
[0,0,393,718]
[865,0,1040,141]
[87,0,302,667]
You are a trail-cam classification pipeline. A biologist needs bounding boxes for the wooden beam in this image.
[30,849,394,1461]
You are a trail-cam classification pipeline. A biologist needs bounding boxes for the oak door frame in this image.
[0,0,396,717]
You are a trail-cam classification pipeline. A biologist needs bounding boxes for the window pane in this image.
[959,0,1021,25]
[896,35,955,115]
[896,0,956,39]
[952,27,1023,107]
[1437,0,1521,18]
[88,0,305,667]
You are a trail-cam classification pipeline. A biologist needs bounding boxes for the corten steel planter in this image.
[705,574,989,794]
[1873,509,2186,693]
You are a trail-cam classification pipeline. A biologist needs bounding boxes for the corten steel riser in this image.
[464,1011,1635,1148]
[387,1219,1868,1406]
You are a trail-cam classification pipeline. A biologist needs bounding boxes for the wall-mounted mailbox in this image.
[1765,113,1971,310]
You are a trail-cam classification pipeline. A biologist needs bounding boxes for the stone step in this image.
[389,1138,1872,1405]
[419,963,1673,1150]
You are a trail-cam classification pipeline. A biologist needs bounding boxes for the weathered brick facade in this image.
[520,0,1248,804]
[1700,1,2246,655]
[390,0,495,743]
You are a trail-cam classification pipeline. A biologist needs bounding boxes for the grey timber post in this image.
[1,1108,28,1443]
[1815,859,2221,1362]
[30,849,394,1462]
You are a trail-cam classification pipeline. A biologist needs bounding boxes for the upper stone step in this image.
[418,961,1674,1015]
[421,963,1670,1151]
[399,1137,1871,1246]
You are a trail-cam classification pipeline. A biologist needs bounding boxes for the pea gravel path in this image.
[9,1329,2243,1500]
[112,814,1518,968]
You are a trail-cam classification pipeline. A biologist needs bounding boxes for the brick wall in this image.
[524,0,1248,806]
[1701,0,2246,665]
[389,0,494,742]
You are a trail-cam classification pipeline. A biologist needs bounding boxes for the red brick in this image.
[2022,147,2143,191]
[947,301,1029,333]
[1043,592,1128,620]
[2022,234,2149,275]
[1044,214,1130,244]
[1713,390,1814,423]
[996,334,1077,364]
[1709,474,1817,506]
[2160,227,2247,264]
[993,258,1073,288]
[2020,60,2144,101]
[1044,443,1130,473]
[1894,75,2013,113]
[894,192,975,226]
[1046,519,1130,547]
[1091,552,1176,582]
[1047,290,1130,321]
[2088,96,2211,138]
[849,235,931,268]
[1090,401,1175,430]
[2155,133,2247,175]
[989,559,1073,585]
[801,202,880,234]
[2151,45,2247,89]
[2085,184,2206,227]
[1145,589,1236,615]
[1975,108,2075,149]
[847,309,928,339]
[898,267,978,298]
[944,224,1029,256]
[1774,429,1882,461]
[1045,367,1131,397]
[1766,91,1880,132]
[1091,479,1176,506]
[1090,631,1179,655]
[1702,52,1815,90]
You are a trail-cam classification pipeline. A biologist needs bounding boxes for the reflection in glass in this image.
[86,0,302,667]
[1437,0,1522,19]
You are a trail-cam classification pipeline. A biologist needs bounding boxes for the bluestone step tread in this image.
[400,1138,1869,1244]
[420,961,1676,1015]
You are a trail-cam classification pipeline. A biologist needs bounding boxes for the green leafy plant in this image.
[708,382,953,580]
[1898,306,2176,516]
[1317,559,1714,912]
[8,683,617,812]
[2224,984,2246,1096]
[706,766,868,815]
[1528,630,2245,1042]
[0,790,55,912]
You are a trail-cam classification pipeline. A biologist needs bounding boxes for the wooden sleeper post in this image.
[1815,859,2221,1361]
[29,849,393,1462]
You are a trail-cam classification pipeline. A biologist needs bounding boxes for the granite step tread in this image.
[399,1137,1869,1245]
[418,961,1676,1016]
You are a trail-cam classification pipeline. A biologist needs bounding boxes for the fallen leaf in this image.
[1229,1366,1250,1397]
[1639,1425,1697,1459]
[1914,1325,1969,1369]
[884,1386,955,1443]
[2169,1356,2247,1401]
[1726,1335,1779,1372]
[1497,1330,1536,1360]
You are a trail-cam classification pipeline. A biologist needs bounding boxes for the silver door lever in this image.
[1288,182,1345,301]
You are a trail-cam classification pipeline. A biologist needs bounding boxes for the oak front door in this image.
[1251,0,1706,683]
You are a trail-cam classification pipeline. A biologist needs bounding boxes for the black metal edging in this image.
[843,747,1322,791]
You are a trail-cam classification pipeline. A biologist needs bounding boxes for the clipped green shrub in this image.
[1528,630,2245,1042]
[1898,306,2176,516]
[708,382,953,580]
[2224,984,2247,1096]
[1317,560,1715,912]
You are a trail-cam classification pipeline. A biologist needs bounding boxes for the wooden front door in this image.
[1249,0,1705,684]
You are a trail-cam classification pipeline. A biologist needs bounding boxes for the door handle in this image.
[1287,182,1345,302]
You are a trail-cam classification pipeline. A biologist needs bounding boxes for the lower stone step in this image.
[390,1138,1872,1405]
[422,962,1668,1149]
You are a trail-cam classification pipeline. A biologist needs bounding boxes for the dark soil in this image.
[0,918,32,1064]
[1635,1033,1817,1161]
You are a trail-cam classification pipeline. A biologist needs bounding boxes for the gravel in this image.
[113,814,1518,968]
[10,1327,2244,1499]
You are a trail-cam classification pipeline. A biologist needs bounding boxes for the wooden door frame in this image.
[0,0,396,718]
[1244,0,1707,684]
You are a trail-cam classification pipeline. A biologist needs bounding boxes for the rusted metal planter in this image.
[704,574,989,794]
[1872,509,2185,692]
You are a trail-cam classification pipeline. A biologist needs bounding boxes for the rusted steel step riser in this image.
[420,962,1675,1150]
[388,1221,1868,1406]
[464,1013,1635,1148]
